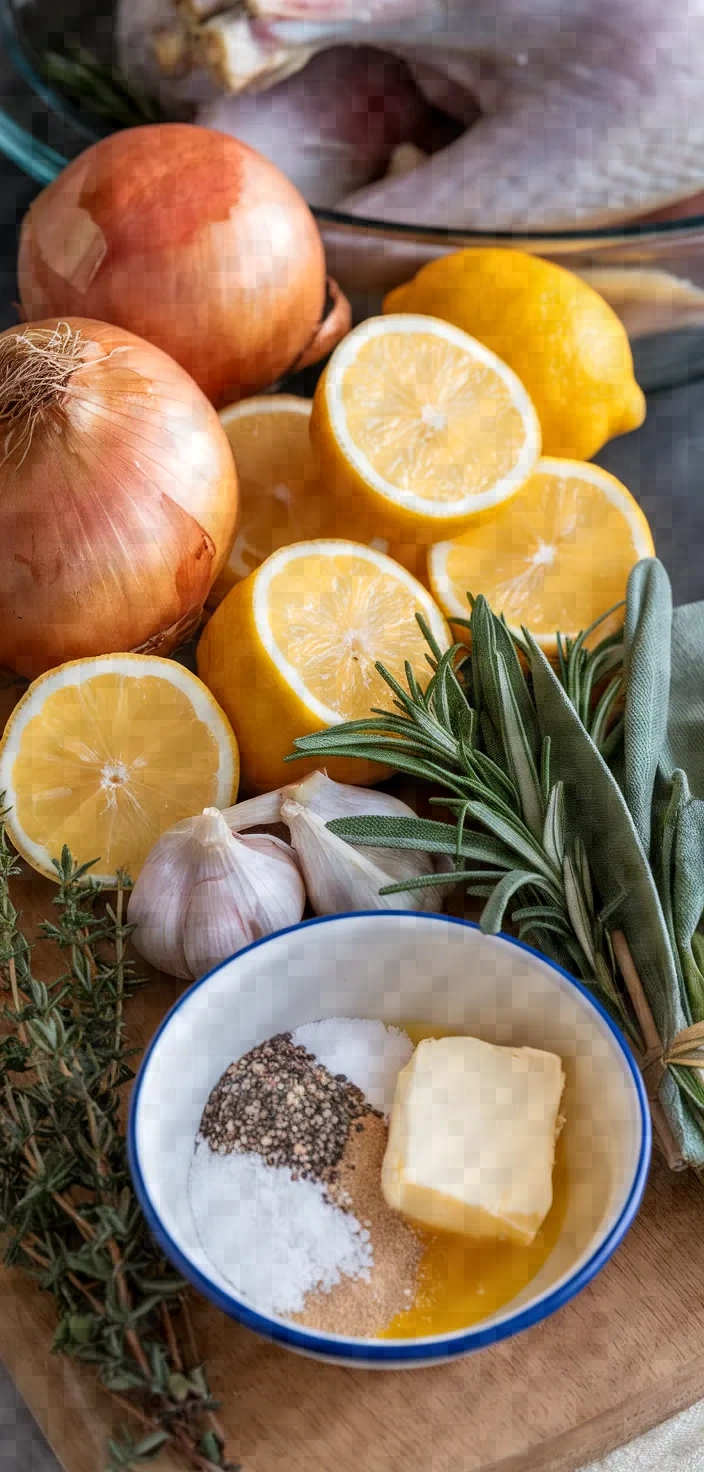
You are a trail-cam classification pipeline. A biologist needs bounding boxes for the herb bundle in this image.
[41,47,162,129]
[291,562,704,1169]
[0,813,236,1472]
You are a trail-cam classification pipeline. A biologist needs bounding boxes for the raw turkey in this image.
[117,0,704,230]
[200,47,463,207]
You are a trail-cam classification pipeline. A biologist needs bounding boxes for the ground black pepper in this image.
[199,1032,381,1179]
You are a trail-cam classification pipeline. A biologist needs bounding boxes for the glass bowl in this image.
[4,0,704,391]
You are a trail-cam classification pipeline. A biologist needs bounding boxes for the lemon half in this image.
[197,539,451,793]
[210,395,327,606]
[310,315,541,558]
[428,458,655,654]
[0,654,239,884]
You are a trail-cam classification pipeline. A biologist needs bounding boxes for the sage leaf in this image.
[198,1430,224,1465]
[622,558,672,851]
[525,629,704,1164]
[134,1431,170,1458]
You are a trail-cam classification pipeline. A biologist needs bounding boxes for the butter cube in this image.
[382,1035,565,1246]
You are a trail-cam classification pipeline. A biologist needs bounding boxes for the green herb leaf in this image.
[327,815,514,868]
[622,558,672,850]
[542,782,566,869]
[525,627,704,1163]
[480,871,555,935]
[495,654,544,840]
[562,853,596,971]
[470,596,541,761]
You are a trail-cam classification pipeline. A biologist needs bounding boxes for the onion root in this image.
[0,321,86,466]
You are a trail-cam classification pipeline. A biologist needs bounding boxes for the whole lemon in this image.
[384,249,645,461]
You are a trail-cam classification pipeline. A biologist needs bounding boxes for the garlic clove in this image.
[128,806,306,980]
[181,876,252,980]
[128,822,197,979]
[223,787,285,832]
[225,769,436,881]
[281,798,439,915]
[284,771,437,883]
[221,830,307,940]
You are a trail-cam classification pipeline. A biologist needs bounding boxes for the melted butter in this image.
[381,1021,569,1340]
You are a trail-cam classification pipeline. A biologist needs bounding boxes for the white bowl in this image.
[128,911,650,1369]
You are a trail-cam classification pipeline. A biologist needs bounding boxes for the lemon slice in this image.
[0,654,239,884]
[197,539,450,793]
[310,315,541,553]
[209,396,327,606]
[428,458,655,654]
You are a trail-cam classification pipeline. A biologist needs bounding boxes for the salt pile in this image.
[189,1143,372,1316]
[187,1017,419,1328]
[291,1017,413,1115]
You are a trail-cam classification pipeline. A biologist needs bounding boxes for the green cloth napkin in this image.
[663,598,704,798]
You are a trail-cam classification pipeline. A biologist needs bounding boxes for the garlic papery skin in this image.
[280,798,443,916]
[224,770,437,883]
[128,807,306,980]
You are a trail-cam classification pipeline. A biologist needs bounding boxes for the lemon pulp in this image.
[381,1022,569,1339]
[429,459,654,649]
[264,547,441,718]
[211,397,325,602]
[5,662,237,882]
[341,331,531,505]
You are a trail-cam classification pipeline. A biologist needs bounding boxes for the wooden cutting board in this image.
[3,677,704,1472]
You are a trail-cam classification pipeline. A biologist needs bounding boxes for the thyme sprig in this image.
[0,807,236,1472]
[290,595,638,1039]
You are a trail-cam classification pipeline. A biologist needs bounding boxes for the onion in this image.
[0,317,238,678]
[18,123,331,407]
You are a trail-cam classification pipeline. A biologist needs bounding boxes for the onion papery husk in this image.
[17,123,329,407]
[0,317,238,678]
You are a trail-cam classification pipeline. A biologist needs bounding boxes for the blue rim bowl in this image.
[128,910,651,1369]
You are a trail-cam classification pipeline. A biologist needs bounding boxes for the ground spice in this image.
[194,1020,423,1337]
[188,1144,373,1316]
[293,1113,424,1338]
[199,1031,379,1179]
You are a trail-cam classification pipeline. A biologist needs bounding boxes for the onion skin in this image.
[18,123,327,406]
[0,317,238,679]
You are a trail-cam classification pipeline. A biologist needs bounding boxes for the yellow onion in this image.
[17,123,338,407]
[0,317,238,678]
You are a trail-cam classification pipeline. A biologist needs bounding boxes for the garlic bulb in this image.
[224,770,447,916]
[128,807,306,980]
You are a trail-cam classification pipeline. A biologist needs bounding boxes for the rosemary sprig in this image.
[290,596,638,1040]
[0,805,236,1472]
[454,597,626,758]
[41,46,163,129]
